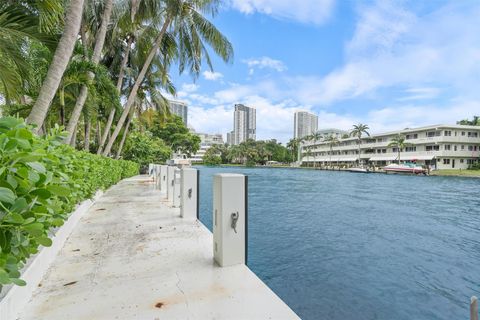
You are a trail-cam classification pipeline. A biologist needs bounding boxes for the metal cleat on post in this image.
[212,174,248,267]
[160,165,168,193]
[180,168,198,219]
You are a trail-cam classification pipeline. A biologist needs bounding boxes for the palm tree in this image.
[286,138,299,162]
[64,0,114,144]
[26,0,85,133]
[325,135,339,169]
[310,132,322,168]
[388,134,413,164]
[102,0,234,156]
[350,123,370,167]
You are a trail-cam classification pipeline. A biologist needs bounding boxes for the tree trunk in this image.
[102,17,171,156]
[84,117,91,151]
[64,0,114,143]
[116,114,132,159]
[26,0,85,133]
[96,121,102,145]
[97,36,133,154]
[70,126,77,148]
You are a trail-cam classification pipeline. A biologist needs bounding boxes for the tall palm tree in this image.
[350,123,370,167]
[26,0,85,132]
[325,135,339,169]
[286,138,299,162]
[310,132,322,168]
[64,0,114,144]
[388,134,413,164]
[102,0,234,156]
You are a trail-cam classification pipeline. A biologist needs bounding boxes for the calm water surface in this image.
[195,166,480,320]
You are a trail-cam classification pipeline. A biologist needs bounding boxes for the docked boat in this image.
[348,167,369,173]
[384,162,426,175]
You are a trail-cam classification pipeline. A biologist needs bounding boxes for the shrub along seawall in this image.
[0,117,139,288]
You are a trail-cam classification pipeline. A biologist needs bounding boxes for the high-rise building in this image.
[294,111,318,139]
[168,100,188,125]
[226,131,234,145]
[233,104,256,145]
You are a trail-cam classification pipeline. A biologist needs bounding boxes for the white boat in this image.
[166,153,191,168]
[384,162,426,175]
[348,167,369,173]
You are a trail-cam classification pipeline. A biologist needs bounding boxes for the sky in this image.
[169,0,480,144]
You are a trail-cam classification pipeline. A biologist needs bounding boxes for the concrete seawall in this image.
[18,175,299,319]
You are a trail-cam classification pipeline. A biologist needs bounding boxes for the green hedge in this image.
[0,117,139,286]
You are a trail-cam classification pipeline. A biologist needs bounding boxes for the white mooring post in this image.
[167,166,176,203]
[155,165,162,188]
[160,165,168,193]
[472,296,479,320]
[213,174,248,267]
[148,164,153,177]
[173,169,181,207]
[180,168,198,219]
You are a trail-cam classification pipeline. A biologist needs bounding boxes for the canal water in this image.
[195,166,480,320]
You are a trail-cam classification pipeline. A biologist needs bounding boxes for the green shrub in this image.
[123,132,171,171]
[0,117,138,286]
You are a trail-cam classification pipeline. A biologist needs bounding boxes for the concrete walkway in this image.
[19,176,299,320]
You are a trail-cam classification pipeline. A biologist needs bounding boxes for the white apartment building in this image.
[168,100,188,125]
[316,128,349,139]
[294,111,318,139]
[233,104,256,145]
[301,124,480,170]
[191,133,224,163]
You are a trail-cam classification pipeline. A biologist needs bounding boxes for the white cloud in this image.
[243,56,287,75]
[398,87,440,101]
[203,70,224,81]
[229,0,335,25]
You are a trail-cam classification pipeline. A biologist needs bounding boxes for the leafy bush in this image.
[122,132,171,171]
[0,117,138,287]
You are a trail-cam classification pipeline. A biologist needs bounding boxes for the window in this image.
[405,146,416,152]
[426,131,436,137]
[444,145,451,151]
[462,132,466,136]
[460,159,464,163]
[461,145,465,150]
[392,147,398,152]
[443,159,451,165]
[468,132,479,138]
[426,145,440,151]
[382,149,387,153]
[444,130,452,136]
[405,134,418,140]
[468,146,473,151]
[454,145,458,151]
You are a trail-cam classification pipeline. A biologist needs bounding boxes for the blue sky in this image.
[170,0,480,143]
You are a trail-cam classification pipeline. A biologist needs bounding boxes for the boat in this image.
[384,162,426,175]
[348,167,369,173]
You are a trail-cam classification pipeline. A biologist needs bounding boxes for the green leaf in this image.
[27,162,46,174]
[10,277,26,286]
[24,223,44,236]
[30,188,51,199]
[11,198,28,213]
[0,187,15,204]
[47,185,70,197]
[37,237,52,247]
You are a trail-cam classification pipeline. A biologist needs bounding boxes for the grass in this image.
[430,169,480,177]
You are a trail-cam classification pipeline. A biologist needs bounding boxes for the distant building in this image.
[294,111,318,139]
[226,131,234,145]
[168,100,188,125]
[191,133,224,163]
[301,124,480,170]
[232,104,256,145]
[316,128,349,140]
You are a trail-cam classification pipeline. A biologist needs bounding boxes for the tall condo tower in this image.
[294,111,318,139]
[233,104,256,145]
[168,100,188,126]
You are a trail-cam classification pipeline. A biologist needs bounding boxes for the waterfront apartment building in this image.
[191,133,224,163]
[316,128,349,139]
[294,111,318,139]
[168,100,188,125]
[301,124,480,170]
[232,104,256,145]
[226,131,234,145]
